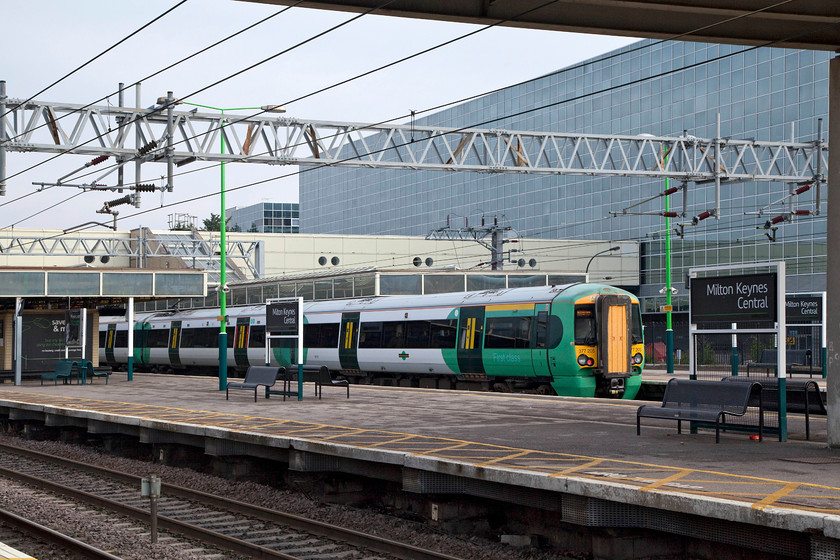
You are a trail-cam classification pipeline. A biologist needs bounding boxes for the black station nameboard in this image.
[690,273,777,323]
[786,295,822,322]
[266,301,301,335]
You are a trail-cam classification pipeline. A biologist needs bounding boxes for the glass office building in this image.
[300,39,830,354]
[227,202,299,234]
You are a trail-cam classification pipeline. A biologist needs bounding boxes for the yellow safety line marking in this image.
[752,482,801,510]
[551,458,605,477]
[2,390,840,515]
[475,452,534,465]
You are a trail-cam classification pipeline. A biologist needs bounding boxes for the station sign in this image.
[690,273,777,323]
[785,294,822,322]
[266,301,301,335]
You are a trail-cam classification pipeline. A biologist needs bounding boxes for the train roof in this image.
[101,284,636,324]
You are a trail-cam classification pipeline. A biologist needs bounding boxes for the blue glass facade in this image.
[300,39,829,324]
[227,202,299,234]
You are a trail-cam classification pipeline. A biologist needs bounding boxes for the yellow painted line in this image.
[2,390,840,515]
[551,458,605,477]
[752,482,801,510]
[639,470,694,491]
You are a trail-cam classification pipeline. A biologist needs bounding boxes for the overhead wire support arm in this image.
[0,94,828,183]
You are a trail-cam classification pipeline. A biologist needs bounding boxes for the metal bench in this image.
[279,365,350,400]
[637,378,763,443]
[225,366,282,402]
[82,361,111,384]
[722,376,824,440]
[40,360,79,386]
[745,349,815,377]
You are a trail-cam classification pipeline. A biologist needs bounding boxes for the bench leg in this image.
[226,387,229,400]
[636,415,641,436]
[677,419,681,435]
[254,388,257,402]
[346,384,349,398]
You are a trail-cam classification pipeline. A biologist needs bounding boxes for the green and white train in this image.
[100,283,644,398]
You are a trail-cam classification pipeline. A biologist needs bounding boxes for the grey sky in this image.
[2,0,638,231]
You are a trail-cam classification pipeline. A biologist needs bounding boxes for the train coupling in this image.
[607,377,625,397]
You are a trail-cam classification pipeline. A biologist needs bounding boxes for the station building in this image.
[299,39,831,359]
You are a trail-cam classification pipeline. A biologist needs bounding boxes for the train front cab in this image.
[549,292,643,399]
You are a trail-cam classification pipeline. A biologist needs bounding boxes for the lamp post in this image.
[586,246,620,276]
[182,102,286,390]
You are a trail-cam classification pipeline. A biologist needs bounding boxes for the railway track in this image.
[0,441,464,560]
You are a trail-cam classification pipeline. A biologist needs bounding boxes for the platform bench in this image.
[279,365,350,400]
[226,366,282,402]
[637,378,763,443]
[722,376,824,440]
[744,349,815,377]
[40,360,78,386]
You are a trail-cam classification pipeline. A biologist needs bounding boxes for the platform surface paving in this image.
[1,373,839,538]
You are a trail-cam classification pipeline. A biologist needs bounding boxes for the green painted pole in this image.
[219,109,228,391]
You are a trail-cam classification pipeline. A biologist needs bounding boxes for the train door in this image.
[168,321,182,366]
[531,306,551,377]
[105,324,117,364]
[457,306,485,374]
[233,317,250,367]
[133,321,150,365]
[598,295,632,380]
[338,312,360,370]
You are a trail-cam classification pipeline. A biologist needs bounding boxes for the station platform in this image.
[0,372,837,558]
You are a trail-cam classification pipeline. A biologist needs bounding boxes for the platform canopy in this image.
[0,268,206,302]
[239,1,840,51]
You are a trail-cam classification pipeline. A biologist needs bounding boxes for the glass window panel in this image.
[334,278,353,298]
[48,273,99,295]
[467,275,506,291]
[102,273,153,295]
[296,282,314,301]
[508,275,547,288]
[355,276,375,297]
[0,272,45,295]
[155,274,204,296]
[380,275,422,295]
[314,280,333,300]
[424,274,464,294]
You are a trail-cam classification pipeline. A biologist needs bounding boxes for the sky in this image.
[1,0,639,233]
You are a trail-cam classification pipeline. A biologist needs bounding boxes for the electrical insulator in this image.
[692,211,712,224]
[794,210,811,216]
[104,195,132,210]
[88,155,109,166]
[795,184,812,195]
[770,215,786,225]
[137,140,158,156]
[176,156,197,167]
[662,187,679,196]
[135,184,157,192]
[661,212,679,218]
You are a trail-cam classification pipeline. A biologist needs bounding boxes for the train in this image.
[99,283,645,398]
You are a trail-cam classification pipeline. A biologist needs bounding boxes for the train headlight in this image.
[577,354,594,367]
[633,353,643,365]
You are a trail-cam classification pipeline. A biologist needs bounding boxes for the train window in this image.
[358,322,383,348]
[547,315,564,349]
[484,317,532,349]
[115,330,128,348]
[197,327,219,348]
[146,328,169,349]
[631,304,643,344]
[382,322,405,348]
[304,323,340,348]
[534,312,548,349]
[180,328,195,348]
[249,325,266,347]
[429,320,457,348]
[404,321,431,348]
[574,304,597,345]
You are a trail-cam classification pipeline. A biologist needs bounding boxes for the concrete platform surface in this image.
[2,373,840,541]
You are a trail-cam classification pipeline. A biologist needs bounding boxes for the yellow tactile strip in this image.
[2,391,839,516]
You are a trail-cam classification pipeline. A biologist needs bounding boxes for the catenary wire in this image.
[6,1,828,254]
[0,1,189,122]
